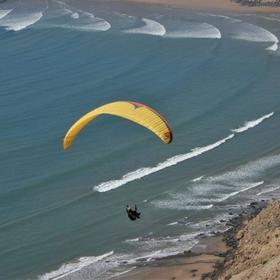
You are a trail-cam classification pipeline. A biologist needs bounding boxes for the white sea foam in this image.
[125,237,140,243]
[74,17,111,32]
[231,112,274,133]
[38,251,114,280]
[0,11,44,31]
[93,112,278,198]
[153,179,261,212]
[201,13,236,21]
[153,200,213,210]
[0,9,13,20]
[199,13,278,49]
[168,216,188,226]
[38,230,215,280]
[152,152,280,211]
[231,22,279,51]
[71,12,79,19]
[51,0,111,31]
[116,12,135,20]
[259,15,280,23]
[108,267,136,279]
[49,15,111,32]
[188,182,264,204]
[126,233,200,256]
[215,181,264,202]
[188,213,234,233]
[209,155,280,184]
[168,221,178,226]
[165,22,221,39]
[94,134,234,192]
[192,176,204,182]
[126,236,180,250]
[266,41,279,51]
[123,18,166,36]
[257,186,280,196]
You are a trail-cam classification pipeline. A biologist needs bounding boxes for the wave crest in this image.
[94,134,234,192]
[49,0,111,32]
[123,18,166,36]
[38,251,114,280]
[231,112,274,133]
[0,9,13,20]
[0,11,43,31]
[231,22,279,51]
[165,22,221,39]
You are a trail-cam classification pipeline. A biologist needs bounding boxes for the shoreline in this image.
[119,0,280,13]
[115,199,273,280]
[115,234,228,280]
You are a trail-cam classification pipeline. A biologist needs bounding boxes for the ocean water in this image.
[1,0,280,279]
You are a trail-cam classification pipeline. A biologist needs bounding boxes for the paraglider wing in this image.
[63,101,172,150]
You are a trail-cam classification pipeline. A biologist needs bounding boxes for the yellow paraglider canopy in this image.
[63,101,172,150]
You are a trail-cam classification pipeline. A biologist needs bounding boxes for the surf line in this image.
[93,111,274,193]
[231,112,274,133]
[0,9,13,20]
[123,18,166,36]
[52,0,111,31]
[38,251,114,280]
[94,134,234,193]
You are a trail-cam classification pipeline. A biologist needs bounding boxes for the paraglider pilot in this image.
[126,205,141,221]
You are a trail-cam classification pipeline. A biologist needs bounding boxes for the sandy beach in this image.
[121,0,280,13]
[115,200,280,280]
[115,235,228,280]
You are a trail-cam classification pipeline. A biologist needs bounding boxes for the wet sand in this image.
[116,235,228,280]
[115,200,272,280]
[122,0,280,13]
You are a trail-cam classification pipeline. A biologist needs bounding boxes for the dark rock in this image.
[250,202,257,206]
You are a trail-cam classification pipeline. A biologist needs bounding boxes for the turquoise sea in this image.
[1,0,280,279]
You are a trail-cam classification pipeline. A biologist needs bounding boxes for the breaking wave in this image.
[257,186,280,196]
[0,11,44,31]
[231,22,279,51]
[152,182,264,210]
[94,110,275,193]
[192,176,204,182]
[231,112,274,133]
[0,9,13,20]
[124,232,200,260]
[153,202,213,210]
[94,134,234,192]
[152,153,280,211]
[39,232,200,280]
[59,17,111,32]
[208,155,280,184]
[213,181,264,202]
[200,13,239,22]
[165,22,221,39]
[38,251,114,280]
[123,18,166,36]
[49,0,111,31]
